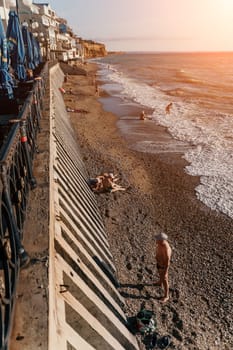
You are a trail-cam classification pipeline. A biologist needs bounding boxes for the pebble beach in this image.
[62,62,233,350]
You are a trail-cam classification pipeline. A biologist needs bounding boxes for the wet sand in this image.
[62,63,233,350]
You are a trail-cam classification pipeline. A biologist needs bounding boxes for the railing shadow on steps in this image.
[0,63,48,350]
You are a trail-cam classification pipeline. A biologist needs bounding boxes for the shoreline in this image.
[62,62,233,350]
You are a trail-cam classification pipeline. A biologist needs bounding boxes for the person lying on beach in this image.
[66,106,89,114]
[88,173,127,193]
[87,177,103,192]
[101,173,127,192]
[88,173,113,192]
[154,232,172,303]
[59,87,76,95]
[59,87,66,94]
[165,102,173,114]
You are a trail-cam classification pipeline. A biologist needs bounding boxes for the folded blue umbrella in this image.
[30,32,42,67]
[6,10,26,81]
[0,15,14,98]
[22,24,35,70]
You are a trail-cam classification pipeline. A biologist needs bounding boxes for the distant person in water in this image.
[139,110,152,120]
[140,110,146,120]
[165,103,173,114]
[154,232,172,303]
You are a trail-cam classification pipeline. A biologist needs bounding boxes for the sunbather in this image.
[87,177,103,192]
[66,106,89,113]
[88,173,127,193]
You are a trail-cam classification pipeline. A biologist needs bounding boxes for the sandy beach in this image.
[62,62,233,350]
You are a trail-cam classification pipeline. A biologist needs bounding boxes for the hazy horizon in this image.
[47,0,233,53]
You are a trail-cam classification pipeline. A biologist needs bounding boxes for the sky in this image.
[45,0,233,52]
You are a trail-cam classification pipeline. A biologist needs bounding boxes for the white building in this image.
[0,0,12,29]
[17,1,59,60]
[0,0,85,61]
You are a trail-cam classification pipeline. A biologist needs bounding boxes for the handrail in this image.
[0,62,48,350]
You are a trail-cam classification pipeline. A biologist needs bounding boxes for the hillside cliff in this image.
[81,39,107,58]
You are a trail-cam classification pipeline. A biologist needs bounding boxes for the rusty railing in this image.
[0,63,48,350]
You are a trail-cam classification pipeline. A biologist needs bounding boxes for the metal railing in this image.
[0,63,48,350]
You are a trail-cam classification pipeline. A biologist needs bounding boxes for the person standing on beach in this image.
[140,110,146,120]
[154,232,172,303]
[95,84,99,96]
[165,102,173,114]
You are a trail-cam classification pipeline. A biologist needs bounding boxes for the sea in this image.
[92,52,233,220]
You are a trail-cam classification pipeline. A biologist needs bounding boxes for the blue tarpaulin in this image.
[6,11,26,81]
[0,15,14,98]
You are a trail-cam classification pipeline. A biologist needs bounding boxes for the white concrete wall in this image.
[49,64,139,350]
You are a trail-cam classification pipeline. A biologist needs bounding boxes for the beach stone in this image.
[61,61,233,350]
[145,267,153,275]
[126,262,132,270]
[172,328,183,341]
[137,273,143,281]
[175,319,183,331]
[105,209,110,217]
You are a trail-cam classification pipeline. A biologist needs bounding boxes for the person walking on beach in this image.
[95,84,99,96]
[165,102,173,114]
[154,232,172,303]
